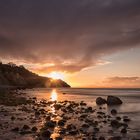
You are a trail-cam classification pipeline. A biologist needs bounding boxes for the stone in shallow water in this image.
[108,136,122,140]
[94,127,99,132]
[80,101,87,106]
[121,123,128,129]
[97,115,103,119]
[99,107,102,109]
[31,126,37,132]
[66,124,76,131]
[35,111,40,116]
[111,109,117,115]
[11,116,16,121]
[96,97,107,105]
[123,118,131,123]
[107,96,122,105]
[82,123,90,128]
[59,128,66,135]
[97,111,105,115]
[80,114,88,118]
[41,130,51,138]
[110,120,121,128]
[45,120,56,128]
[20,130,32,135]
[54,104,62,110]
[46,115,51,121]
[102,120,107,123]
[68,130,78,135]
[123,116,131,122]
[39,108,46,114]
[21,106,29,112]
[11,127,19,132]
[116,116,121,121]
[121,128,127,134]
[55,137,63,140]
[92,137,97,140]
[87,106,93,111]
[58,119,66,126]
[22,125,30,130]
[99,136,105,140]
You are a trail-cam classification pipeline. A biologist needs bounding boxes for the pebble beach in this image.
[0,88,140,140]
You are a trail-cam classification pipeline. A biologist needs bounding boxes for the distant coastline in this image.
[71,87,140,90]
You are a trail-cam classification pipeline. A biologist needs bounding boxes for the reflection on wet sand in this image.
[50,89,59,115]
[50,89,58,101]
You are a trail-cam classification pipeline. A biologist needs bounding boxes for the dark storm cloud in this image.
[0,0,140,72]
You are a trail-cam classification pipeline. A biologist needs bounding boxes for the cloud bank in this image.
[0,0,140,73]
[105,76,140,88]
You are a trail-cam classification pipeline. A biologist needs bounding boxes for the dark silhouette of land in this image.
[0,62,70,89]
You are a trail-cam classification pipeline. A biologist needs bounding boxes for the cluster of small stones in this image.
[34,99,133,140]
[0,96,138,140]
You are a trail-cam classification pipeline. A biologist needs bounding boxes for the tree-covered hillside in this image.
[0,62,70,89]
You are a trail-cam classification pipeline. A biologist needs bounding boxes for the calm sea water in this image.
[25,88,140,137]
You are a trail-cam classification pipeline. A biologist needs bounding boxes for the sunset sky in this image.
[0,0,140,88]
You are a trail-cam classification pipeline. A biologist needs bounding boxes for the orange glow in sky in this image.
[33,49,140,88]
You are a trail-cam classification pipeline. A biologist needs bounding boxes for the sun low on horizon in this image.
[47,72,65,80]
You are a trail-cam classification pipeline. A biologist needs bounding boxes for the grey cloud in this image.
[0,0,140,72]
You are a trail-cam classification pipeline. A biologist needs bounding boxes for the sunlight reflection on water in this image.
[50,89,58,101]
[49,89,58,116]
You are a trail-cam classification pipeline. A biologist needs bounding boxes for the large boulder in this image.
[96,97,106,105]
[107,96,122,105]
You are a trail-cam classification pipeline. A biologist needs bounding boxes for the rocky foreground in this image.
[0,91,139,140]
